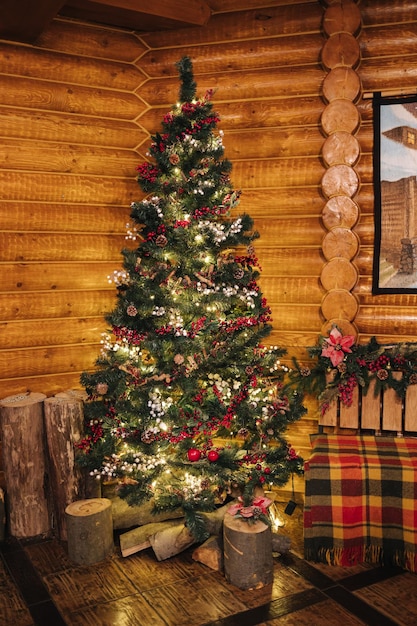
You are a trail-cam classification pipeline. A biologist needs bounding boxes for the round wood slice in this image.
[322,227,360,260]
[321,164,360,199]
[322,131,360,167]
[322,67,362,103]
[321,100,360,135]
[322,1,361,37]
[320,257,358,291]
[321,318,358,340]
[0,391,46,407]
[223,513,273,590]
[321,288,359,322]
[65,498,113,565]
[321,33,361,70]
[322,196,360,229]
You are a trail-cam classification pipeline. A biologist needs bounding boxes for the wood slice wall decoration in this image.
[320,0,362,339]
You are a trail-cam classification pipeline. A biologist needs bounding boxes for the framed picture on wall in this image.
[373,92,417,293]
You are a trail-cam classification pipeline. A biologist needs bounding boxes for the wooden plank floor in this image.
[0,501,415,625]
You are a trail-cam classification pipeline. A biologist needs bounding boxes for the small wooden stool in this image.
[65,498,113,565]
[223,512,273,590]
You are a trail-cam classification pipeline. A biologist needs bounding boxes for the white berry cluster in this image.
[148,390,173,419]
[152,306,166,317]
[139,196,164,219]
[108,269,130,287]
[125,222,140,241]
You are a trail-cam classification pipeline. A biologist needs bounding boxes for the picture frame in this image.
[373,92,417,293]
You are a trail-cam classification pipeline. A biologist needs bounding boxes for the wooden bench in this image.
[304,380,417,572]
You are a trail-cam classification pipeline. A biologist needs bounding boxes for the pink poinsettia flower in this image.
[321,327,355,367]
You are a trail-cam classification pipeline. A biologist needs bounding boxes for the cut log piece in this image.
[43,396,85,540]
[101,482,183,529]
[199,503,230,535]
[0,392,50,538]
[192,535,223,571]
[149,523,196,561]
[272,532,291,553]
[65,498,113,565]
[119,519,183,557]
[223,513,273,590]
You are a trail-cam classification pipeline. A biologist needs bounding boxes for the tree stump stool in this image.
[223,513,273,590]
[65,498,113,565]
[0,488,5,542]
[0,392,51,538]
[43,395,85,541]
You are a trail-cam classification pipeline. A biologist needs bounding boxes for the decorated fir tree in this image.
[78,57,305,539]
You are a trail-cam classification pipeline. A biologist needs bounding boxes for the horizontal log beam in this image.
[61,0,211,31]
[0,0,66,43]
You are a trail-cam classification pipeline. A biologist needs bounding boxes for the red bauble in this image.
[187,448,201,462]
[207,450,219,462]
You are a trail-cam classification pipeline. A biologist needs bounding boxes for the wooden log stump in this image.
[192,535,223,571]
[223,513,273,590]
[65,498,113,565]
[149,522,196,561]
[43,395,85,540]
[0,392,51,538]
[119,519,183,557]
[0,488,5,542]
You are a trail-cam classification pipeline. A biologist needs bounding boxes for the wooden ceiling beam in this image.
[0,0,67,42]
[60,0,212,31]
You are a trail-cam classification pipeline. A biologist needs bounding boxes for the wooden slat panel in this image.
[0,263,119,291]
[361,380,382,430]
[0,172,138,203]
[37,18,148,60]
[0,75,143,118]
[0,140,138,176]
[339,385,359,429]
[405,384,417,432]
[140,3,322,47]
[0,42,144,89]
[0,318,107,349]
[0,107,147,149]
[0,203,132,232]
[0,290,115,320]
[382,372,403,432]
[0,234,134,262]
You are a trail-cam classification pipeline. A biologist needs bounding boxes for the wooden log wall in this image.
[1,0,417,498]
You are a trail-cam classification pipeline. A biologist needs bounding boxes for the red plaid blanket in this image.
[304,434,417,572]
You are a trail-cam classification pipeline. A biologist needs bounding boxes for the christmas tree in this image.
[78,57,305,540]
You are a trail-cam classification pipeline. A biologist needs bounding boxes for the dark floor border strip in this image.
[0,540,66,626]
[206,588,325,626]
[340,564,404,591]
[326,585,400,626]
